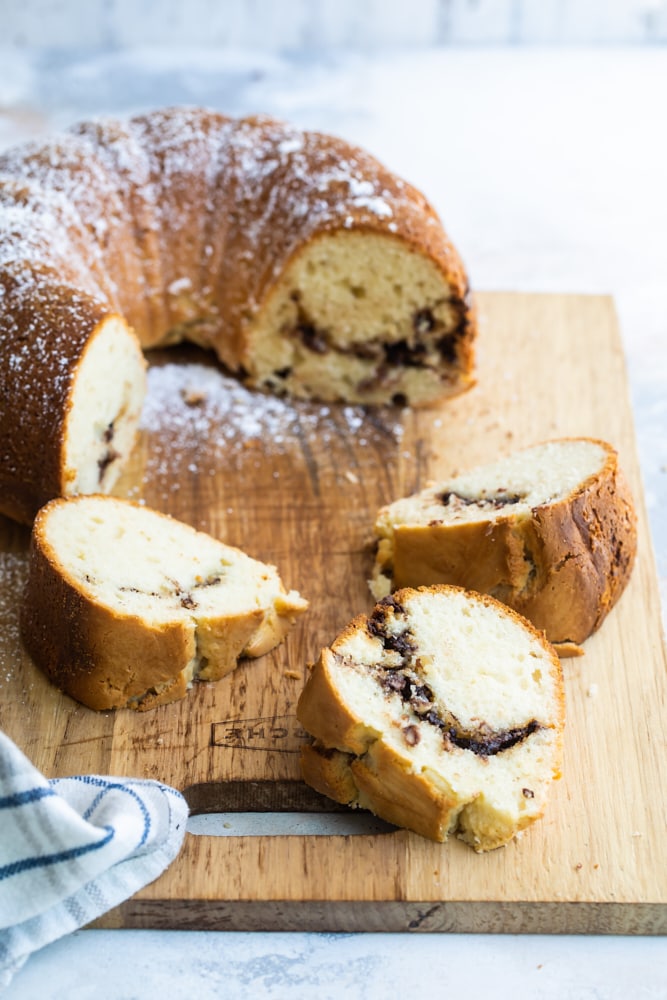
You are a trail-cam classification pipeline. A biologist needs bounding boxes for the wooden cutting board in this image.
[1,292,666,934]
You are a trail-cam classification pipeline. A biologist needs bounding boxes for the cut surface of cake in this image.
[20,495,308,711]
[371,438,637,648]
[297,586,564,851]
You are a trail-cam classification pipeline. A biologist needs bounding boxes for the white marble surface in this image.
[1,44,666,999]
[7,929,667,999]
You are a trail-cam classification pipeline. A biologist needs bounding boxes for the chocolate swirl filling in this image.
[438,489,525,509]
[366,596,541,758]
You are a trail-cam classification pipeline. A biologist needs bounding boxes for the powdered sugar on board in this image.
[0,552,29,688]
[138,354,407,499]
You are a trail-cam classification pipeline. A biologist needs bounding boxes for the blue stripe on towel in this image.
[0,825,115,881]
[0,786,55,810]
[62,777,152,848]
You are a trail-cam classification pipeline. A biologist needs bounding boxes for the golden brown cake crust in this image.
[374,439,637,646]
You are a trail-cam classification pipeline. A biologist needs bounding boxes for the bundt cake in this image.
[0,106,476,524]
[370,438,637,649]
[296,586,564,851]
[20,494,308,711]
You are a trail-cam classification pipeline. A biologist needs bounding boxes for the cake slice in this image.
[297,586,564,851]
[20,495,308,710]
[371,438,637,649]
[0,267,147,525]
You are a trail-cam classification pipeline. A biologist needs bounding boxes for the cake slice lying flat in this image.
[20,495,308,710]
[297,586,564,851]
[371,438,637,649]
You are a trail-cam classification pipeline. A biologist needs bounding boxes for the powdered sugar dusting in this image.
[0,106,421,325]
[0,272,108,411]
[0,107,422,369]
[140,358,405,487]
[141,361,304,451]
[0,551,29,686]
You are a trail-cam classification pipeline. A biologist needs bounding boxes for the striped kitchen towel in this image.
[0,731,188,990]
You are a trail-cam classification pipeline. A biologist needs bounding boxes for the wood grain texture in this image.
[1,291,665,933]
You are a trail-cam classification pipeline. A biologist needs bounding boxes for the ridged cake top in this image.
[0,107,457,320]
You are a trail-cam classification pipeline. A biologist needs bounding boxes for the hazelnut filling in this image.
[365,595,541,758]
[438,489,526,509]
[117,570,226,611]
[278,295,470,391]
[97,421,121,482]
